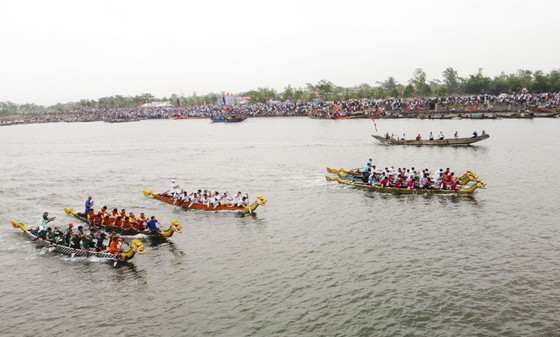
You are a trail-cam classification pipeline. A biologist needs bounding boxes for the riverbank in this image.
[2,109,559,126]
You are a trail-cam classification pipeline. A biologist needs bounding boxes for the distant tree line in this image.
[2,68,559,116]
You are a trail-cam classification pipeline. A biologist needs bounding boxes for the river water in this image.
[0,117,559,336]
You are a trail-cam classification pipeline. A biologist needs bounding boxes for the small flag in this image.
[371,115,377,132]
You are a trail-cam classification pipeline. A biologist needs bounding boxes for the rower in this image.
[113,216,122,228]
[121,217,133,230]
[63,223,74,236]
[63,227,73,246]
[220,192,233,206]
[429,131,434,140]
[108,237,123,254]
[472,130,478,138]
[422,178,433,189]
[136,213,147,231]
[380,176,390,187]
[416,134,421,141]
[209,191,221,207]
[362,168,371,183]
[128,212,136,223]
[433,168,444,184]
[439,131,444,140]
[190,193,200,204]
[103,215,114,227]
[232,192,242,206]
[86,209,96,222]
[44,227,55,243]
[146,216,160,233]
[407,177,416,190]
[97,206,108,217]
[95,232,107,252]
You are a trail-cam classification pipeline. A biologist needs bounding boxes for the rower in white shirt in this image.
[232,192,242,206]
[219,192,233,206]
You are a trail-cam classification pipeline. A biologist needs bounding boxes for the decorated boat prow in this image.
[11,220,145,265]
[143,190,266,214]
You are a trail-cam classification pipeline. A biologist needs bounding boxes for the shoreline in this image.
[2,110,559,127]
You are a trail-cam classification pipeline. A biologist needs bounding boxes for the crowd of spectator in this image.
[2,92,559,125]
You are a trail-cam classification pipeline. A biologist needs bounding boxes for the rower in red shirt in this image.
[121,217,133,230]
[136,213,147,231]
[380,177,390,187]
[407,178,415,190]
[441,173,453,189]
[104,215,115,227]
[87,209,96,223]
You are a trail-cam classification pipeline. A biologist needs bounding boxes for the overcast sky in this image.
[1,0,558,105]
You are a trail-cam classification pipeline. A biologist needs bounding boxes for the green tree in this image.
[442,67,460,94]
[531,70,548,92]
[434,86,448,97]
[314,80,339,100]
[491,72,510,94]
[242,88,277,103]
[409,68,431,96]
[403,84,415,97]
[463,68,492,94]
[356,83,374,99]
[282,85,294,101]
[292,88,306,102]
[383,76,398,92]
[548,69,560,91]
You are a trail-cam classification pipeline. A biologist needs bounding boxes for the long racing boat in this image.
[372,133,490,146]
[326,167,486,195]
[11,220,145,266]
[63,208,182,239]
[211,115,247,123]
[143,190,266,214]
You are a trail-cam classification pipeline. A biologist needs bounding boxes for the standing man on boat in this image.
[38,211,56,232]
[170,179,181,198]
[84,196,94,214]
[362,158,373,173]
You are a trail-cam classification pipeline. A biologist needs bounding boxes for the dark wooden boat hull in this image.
[211,117,247,123]
[63,208,181,239]
[143,190,266,213]
[11,220,144,263]
[372,134,490,146]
